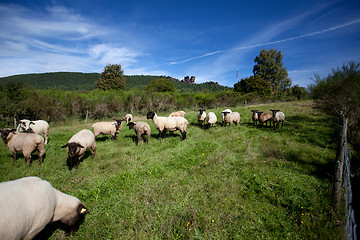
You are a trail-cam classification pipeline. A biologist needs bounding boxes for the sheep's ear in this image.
[77,203,88,215]
[77,143,85,148]
[61,143,68,148]
[30,121,35,125]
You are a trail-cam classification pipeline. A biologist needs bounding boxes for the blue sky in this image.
[0,0,359,88]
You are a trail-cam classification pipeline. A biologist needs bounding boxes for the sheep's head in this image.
[61,142,84,158]
[113,119,125,131]
[198,109,206,114]
[127,122,136,130]
[222,111,230,117]
[146,112,155,120]
[0,128,16,142]
[19,120,34,131]
[251,110,259,113]
[60,202,88,235]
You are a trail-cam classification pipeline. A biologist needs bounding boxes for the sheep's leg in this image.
[44,134,48,144]
[91,146,97,158]
[25,155,31,166]
[181,131,187,141]
[112,133,117,140]
[12,153,16,164]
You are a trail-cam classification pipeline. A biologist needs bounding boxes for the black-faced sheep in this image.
[146,111,189,141]
[222,111,240,126]
[127,121,151,145]
[206,112,217,129]
[221,109,232,125]
[169,111,186,118]
[17,119,50,144]
[92,119,125,140]
[251,110,259,125]
[0,176,88,239]
[61,129,96,170]
[257,111,272,127]
[270,109,285,128]
[197,109,206,128]
[1,128,45,166]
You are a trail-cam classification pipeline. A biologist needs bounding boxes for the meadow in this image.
[0,100,343,239]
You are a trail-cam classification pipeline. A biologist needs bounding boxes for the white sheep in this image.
[221,109,232,125]
[206,112,217,129]
[127,121,151,145]
[61,129,97,170]
[197,109,206,128]
[257,111,272,127]
[124,114,133,124]
[251,110,259,125]
[169,111,186,118]
[17,119,50,144]
[222,111,240,126]
[146,111,189,140]
[1,128,45,166]
[92,119,125,140]
[270,109,285,128]
[0,176,88,239]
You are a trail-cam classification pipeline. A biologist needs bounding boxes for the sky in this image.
[0,0,359,88]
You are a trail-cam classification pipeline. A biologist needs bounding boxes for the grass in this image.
[0,100,343,239]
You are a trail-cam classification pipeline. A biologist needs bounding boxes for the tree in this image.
[253,49,292,95]
[309,61,360,210]
[234,76,270,96]
[144,78,176,92]
[96,64,126,90]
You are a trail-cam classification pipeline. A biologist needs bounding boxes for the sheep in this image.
[222,111,240,126]
[206,112,217,129]
[270,109,286,128]
[61,129,97,170]
[146,111,189,141]
[169,110,186,118]
[124,114,133,124]
[257,111,272,127]
[0,128,45,166]
[197,109,206,128]
[17,119,50,144]
[92,119,125,140]
[221,109,232,126]
[251,110,259,125]
[0,176,88,239]
[127,121,151,145]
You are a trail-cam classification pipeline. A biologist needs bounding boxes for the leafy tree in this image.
[290,85,309,100]
[309,61,360,209]
[144,78,176,92]
[253,49,292,95]
[234,76,270,96]
[96,64,126,90]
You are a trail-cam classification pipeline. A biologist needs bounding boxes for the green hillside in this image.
[0,72,230,92]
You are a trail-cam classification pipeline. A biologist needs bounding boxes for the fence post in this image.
[333,111,348,210]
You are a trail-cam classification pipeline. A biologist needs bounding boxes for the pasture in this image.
[0,100,343,239]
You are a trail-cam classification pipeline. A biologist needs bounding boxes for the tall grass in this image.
[0,101,343,239]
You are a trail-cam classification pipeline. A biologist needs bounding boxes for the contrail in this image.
[169,19,360,65]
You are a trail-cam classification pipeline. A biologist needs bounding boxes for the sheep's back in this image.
[69,130,95,148]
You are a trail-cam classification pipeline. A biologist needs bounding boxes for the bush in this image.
[144,78,176,92]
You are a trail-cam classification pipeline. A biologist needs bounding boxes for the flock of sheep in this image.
[0,108,285,239]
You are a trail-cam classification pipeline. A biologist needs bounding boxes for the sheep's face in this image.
[60,203,88,235]
[198,109,205,115]
[222,111,230,117]
[146,112,155,120]
[19,120,34,131]
[0,128,16,142]
[127,122,136,130]
[113,119,125,131]
[61,143,84,158]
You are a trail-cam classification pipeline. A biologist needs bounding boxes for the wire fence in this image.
[344,138,358,240]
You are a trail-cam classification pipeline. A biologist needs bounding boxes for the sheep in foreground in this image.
[222,111,240,126]
[197,109,206,128]
[221,109,232,126]
[17,119,50,144]
[127,121,151,145]
[0,176,88,239]
[251,110,259,125]
[257,111,272,127]
[124,114,133,124]
[92,119,125,140]
[146,111,189,140]
[61,129,97,170]
[169,110,186,118]
[270,109,285,128]
[205,112,217,129]
[0,128,45,166]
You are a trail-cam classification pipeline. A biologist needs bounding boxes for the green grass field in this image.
[0,101,343,239]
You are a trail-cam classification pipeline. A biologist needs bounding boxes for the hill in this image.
[0,72,230,92]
